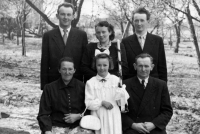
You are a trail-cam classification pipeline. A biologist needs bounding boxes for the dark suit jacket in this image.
[122,76,173,134]
[81,42,129,82]
[40,27,88,90]
[122,33,167,82]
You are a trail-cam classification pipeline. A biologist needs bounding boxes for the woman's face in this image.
[96,58,109,78]
[95,26,111,44]
[58,61,76,83]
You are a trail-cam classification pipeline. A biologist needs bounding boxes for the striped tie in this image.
[139,36,144,50]
[63,29,68,45]
[142,80,145,89]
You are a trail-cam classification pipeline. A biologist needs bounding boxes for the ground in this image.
[0,38,200,134]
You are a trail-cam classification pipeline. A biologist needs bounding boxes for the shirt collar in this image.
[57,77,75,90]
[59,26,71,36]
[97,41,111,50]
[96,73,111,81]
[136,32,147,40]
[137,76,149,85]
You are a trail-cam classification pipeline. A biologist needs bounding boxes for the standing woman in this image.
[81,21,129,82]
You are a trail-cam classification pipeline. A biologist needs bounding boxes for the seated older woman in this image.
[37,57,93,134]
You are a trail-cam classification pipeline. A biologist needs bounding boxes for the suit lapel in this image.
[137,77,157,115]
[129,34,143,55]
[52,28,65,52]
[129,77,143,113]
[66,27,76,47]
[143,33,154,53]
[62,27,77,56]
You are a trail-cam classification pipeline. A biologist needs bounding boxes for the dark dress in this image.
[37,78,87,133]
[81,42,129,82]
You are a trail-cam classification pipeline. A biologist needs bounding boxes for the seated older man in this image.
[37,57,93,134]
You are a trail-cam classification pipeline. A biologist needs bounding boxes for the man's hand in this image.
[63,113,80,123]
[45,131,52,134]
[102,101,113,110]
[144,122,156,132]
[131,123,150,134]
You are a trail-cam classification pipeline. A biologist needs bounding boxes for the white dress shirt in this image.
[136,32,147,49]
[59,26,71,37]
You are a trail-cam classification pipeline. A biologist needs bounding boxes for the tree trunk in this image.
[2,34,5,44]
[122,22,131,39]
[192,0,200,17]
[120,21,124,35]
[174,24,181,53]
[17,33,19,46]
[22,1,26,56]
[156,22,160,35]
[169,28,173,49]
[186,5,200,70]
[65,0,84,27]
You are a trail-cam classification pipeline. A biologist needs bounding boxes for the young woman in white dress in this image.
[85,53,129,134]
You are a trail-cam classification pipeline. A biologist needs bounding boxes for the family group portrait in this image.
[0,0,200,134]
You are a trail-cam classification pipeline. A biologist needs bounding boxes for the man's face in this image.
[96,58,109,78]
[133,13,148,34]
[59,61,76,83]
[134,57,154,79]
[56,6,74,29]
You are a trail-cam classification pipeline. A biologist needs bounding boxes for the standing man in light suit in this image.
[122,7,167,82]
[40,3,88,90]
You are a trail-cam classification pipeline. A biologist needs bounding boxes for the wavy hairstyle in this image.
[95,21,115,41]
[92,53,114,70]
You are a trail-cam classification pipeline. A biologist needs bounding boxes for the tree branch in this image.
[192,0,200,17]
[164,1,200,23]
[25,0,57,28]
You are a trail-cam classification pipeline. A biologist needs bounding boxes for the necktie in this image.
[63,29,68,45]
[141,80,145,89]
[139,36,144,49]
[100,79,106,83]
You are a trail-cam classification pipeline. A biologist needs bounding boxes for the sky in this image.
[81,0,109,18]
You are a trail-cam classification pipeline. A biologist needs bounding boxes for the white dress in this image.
[85,73,128,134]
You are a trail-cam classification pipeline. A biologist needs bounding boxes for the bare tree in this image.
[185,1,200,70]
[164,0,200,70]
[8,0,33,56]
[97,0,167,38]
[163,0,186,53]
[26,0,85,28]
[25,0,57,28]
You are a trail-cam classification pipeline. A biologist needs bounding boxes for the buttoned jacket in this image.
[122,76,173,134]
[122,33,167,82]
[40,27,88,90]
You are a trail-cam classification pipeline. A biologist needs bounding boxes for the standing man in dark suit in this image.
[122,53,173,134]
[40,3,88,90]
[122,7,167,82]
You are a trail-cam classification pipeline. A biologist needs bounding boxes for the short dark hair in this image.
[58,57,75,70]
[135,53,153,64]
[57,3,75,14]
[95,21,115,41]
[132,7,150,21]
[92,54,114,70]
